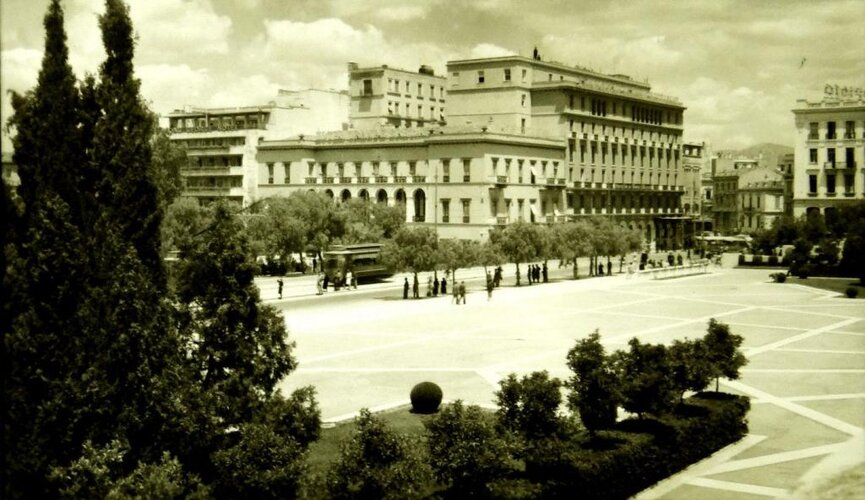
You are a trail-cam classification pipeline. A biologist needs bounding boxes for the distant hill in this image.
[717,143,793,168]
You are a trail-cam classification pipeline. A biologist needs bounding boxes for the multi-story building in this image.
[712,169,740,234]
[348,63,446,129]
[792,89,865,218]
[737,167,785,232]
[256,126,565,240]
[444,55,687,248]
[777,152,794,217]
[166,89,349,206]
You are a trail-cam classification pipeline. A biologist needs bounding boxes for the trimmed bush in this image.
[796,264,811,279]
[737,254,745,266]
[768,255,779,266]
[846,287,859,298]
[771,272,787,283]
[525,393,750,499]
[752,254,763,265]
[409,382,442,414]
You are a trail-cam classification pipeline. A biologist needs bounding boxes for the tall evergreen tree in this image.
[91,0,164,285]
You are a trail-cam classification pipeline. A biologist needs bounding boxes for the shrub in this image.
[325,409,432,500]
[496,371,563,439]
[770,272,787,283]
[752,254,763,265]
[565,331,620,435]
[703,319,748,392]
[424,401,519,495]
[796,263,811,279]
[768,255,779,266]
[737,254,745,265]
[612,338,676,418]
[529,394,750,499]
[410,382,443,414]
[846,287,859,298]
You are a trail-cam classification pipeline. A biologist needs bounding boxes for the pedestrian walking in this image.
[534,264,540,283]
[316,273,323,295]
[459,281,467,304]
[334,270,342,291]
[527,265,533,285]
[433,277,439,296]
[312,257,317,273]
[427,276,433,297]
[486,275,493,301]
[452,281,459,304]
[676,254,683,266]
[277,278,283,299]
[403,277,409,299]
[542,262,548,283]
[323,273,329,291]
[607,260,612,276]
[598,263,604,276]
[494,266,502,287]
[441,276,447,296]
[345,270,353,291]
[667,252,675,267]
[413,274,420,299]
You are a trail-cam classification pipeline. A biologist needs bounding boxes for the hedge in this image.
[522,393,750,499]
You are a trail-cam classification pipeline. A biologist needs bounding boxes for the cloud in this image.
[137,64,213,112]
[1,48,43,150]
[207,74,281,108]
[376,5,427,21]
[467,43,516,59]
[130,0,233,60]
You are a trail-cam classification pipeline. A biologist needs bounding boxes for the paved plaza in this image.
[276,267,865,498]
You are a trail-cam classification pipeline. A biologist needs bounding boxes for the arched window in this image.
[359,189,369,201]
[341,189,351,202]
[395,189,406,204]
[413,189,426,222]
[376,189,388,204]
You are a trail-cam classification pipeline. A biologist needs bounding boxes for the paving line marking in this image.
[685,478,789,498]
[606,306,757,342]
[744,318,861,357]
[741,368,865,374]
[759,305,859,321]
[475,369,502,388]
[723,379,864,436]
[726,321,806,332]
[635,434,767,499]
[324,399,410,424]
[784,393,865,402]
[826,330,865,337]
[774,348,865,355]
[705,442,846,475]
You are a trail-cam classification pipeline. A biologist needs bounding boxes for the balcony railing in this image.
[394,176,406,183]
[442,175,450,183]
[413,215,425,222]
[376,176,389,183]
[844,191,855,197]
[462,216,470,223]
[808,133,819,140]
[496,216,508,225]
[463,175,471,182]
[304,177,317,184]
[496,175,508,184]
[826,192,837,197]
[324,177,335,184]
[824,162,837,169]
[835,162,847,169]
[442,215,450,223]
[368,177,376,183]
[545,215,555,223]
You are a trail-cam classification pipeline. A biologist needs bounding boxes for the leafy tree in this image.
[565,331,620,435]
[839,208,865,285]
[436,238,478,283]
[338,198,406,244]
[772,215,801,245]
[175,202,298,426]
[326,409,432,499]
[256,192,344,265]
[381,226,439,280]
[492,221,544,285]
[613,338,676,418]
[478,239,504,273]
[160,197,212,256]
[702,319,748,392]
[551,221,593,278]
[495,371,563,439]
[149,124,187,210]
[211,423,307,499]
[424,401,519,496]
[814,238,840,268]
[668,339,712,403]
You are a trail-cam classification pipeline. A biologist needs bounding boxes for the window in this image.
[521,94,526,107]
[504,68,511,81]
[441,199,450,223]
[845,174,854,193]
[461,199,471,223]
[521,118,526,133]
[409,161,416,177]
[387,101,393,115]
[809,174,817,193]
[808,122,818,139]
[442,159,450,182]
[846,147,855,167]
[337,163,344,179]
[809,148,817,164]
[845,121,855,139]
[827,121,836,140]
[418,105,423,118]
[362,79,372,96]
[477,71,485,84]
[267,163,274,184]
[517,199,524,220]
[429,84,434,96]
[522,69,527,82]
[405,81,410,93]
[827,174,836,194]
[462,158,471,182]
[828,148,836,165]
[418,83,423,96]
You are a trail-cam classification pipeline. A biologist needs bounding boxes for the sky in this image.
[2,0,864,152]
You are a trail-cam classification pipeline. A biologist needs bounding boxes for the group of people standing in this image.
[316,269,356,295]
[402,273,471,305]
[525,263,548,284]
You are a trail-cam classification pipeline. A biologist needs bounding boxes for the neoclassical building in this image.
[444,54,687,247]
[791,88,864,218]
[347,63,447,130]
[256,126,565,240]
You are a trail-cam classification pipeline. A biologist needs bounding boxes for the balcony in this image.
[304,177,318,184]
[442,175,450,183]
[413,215,426,222]
[844,161,856,169]
[826,192,837,197]
[545,215,555,223]
[323,177,335,184]
[496,175,508,185]
[368,177,376,183]
[463,175,471,183]
[807,133,819,140]
[824,162,837,169]
[844,191,855,197]
[462,216,470,223]
[376,176,389,183]
[394,176,407,183]
[496,216,508,225]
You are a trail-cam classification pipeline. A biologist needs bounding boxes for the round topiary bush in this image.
[410,382,443,414]
[770,272,787,283]
[846,287,859,298]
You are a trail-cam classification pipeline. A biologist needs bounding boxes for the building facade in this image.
[166,89,349,206]
[777,152,795,217]
[256,126,565,240]
[737,167,785,232]
[348,63,446,130]
[791,91,865,218]
[444,55,687,248]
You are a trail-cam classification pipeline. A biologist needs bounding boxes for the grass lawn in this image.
[306,406,434,474]
[788,276,865,298]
